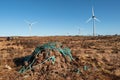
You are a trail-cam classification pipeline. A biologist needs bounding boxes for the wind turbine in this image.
[78,28,81,35]
[86,6,100,36]
[25,20,37,36]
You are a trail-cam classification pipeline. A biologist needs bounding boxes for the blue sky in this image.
[0,0,120,36]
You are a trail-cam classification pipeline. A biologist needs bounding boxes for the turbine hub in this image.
[92,16,95,18]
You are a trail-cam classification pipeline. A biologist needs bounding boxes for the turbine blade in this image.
[86,17,92,23]
[92,7,95,16]
[24,20,30,24]
[31,22,37,25]
[95,18,100,22]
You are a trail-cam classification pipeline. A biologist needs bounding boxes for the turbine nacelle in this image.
[92,16,95,19]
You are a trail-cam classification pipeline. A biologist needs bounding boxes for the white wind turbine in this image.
[86,6,100,36]
[78,28,81,35]
[25,20,37,36]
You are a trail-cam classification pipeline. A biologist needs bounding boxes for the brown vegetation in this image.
[0,36,120,80]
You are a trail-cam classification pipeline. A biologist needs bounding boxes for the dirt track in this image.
[0,36,120,80]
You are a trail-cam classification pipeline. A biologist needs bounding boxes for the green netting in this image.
[19,42,73,73]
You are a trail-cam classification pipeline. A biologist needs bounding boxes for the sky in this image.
[0,0,120,36]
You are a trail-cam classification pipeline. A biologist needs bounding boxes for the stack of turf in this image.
[19,42,74,77]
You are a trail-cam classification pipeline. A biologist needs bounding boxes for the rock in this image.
[5,64,12,70]
[23,75,29,78]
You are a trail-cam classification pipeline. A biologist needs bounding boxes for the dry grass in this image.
[0,36,120,80]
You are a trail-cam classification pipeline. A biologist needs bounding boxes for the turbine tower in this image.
[87,6,100,36]
[25,20,37,36]
[78,28,81,35]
